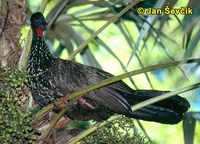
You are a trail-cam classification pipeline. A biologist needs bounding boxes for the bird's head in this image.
[30,12,47,37]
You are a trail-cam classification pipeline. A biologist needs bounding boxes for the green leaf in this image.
[183,112,200,144]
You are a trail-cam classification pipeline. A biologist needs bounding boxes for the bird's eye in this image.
[35,19,43,25]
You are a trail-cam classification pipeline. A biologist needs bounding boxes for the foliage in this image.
[1,0,198,143]
[0,66,37,144]
[23,0,200,143]
[183,112,200,144]
[80,116,148,144]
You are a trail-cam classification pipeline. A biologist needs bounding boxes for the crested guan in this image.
[27,12,190,124]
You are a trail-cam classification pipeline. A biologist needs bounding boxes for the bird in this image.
[27,12,190,124]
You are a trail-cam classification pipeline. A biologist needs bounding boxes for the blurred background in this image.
[25,0,200,143]
[1,0,200,143]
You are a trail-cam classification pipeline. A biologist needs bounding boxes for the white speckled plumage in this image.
[27,12,190,124]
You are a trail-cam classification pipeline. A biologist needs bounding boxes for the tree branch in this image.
[34,58,200,142]
[67,0,139,60]
[67,82,200,144]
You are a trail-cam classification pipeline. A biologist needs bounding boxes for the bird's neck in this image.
[28,33,54,75]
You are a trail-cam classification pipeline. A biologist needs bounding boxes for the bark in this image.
[0,0,26,67]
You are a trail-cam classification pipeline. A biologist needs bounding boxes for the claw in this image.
[51,93,69,109]
[61,93,69,104]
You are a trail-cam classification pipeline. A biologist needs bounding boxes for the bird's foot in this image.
[51,99,66,110]
[79,98,96,109]
[61,93,70,104]
[52,93,70,109]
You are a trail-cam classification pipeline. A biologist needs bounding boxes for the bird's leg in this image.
[51,95,68,110]
[53,93,70,109]
[79,98,96,109]
[61,93,69,104]
[51,99,62,109]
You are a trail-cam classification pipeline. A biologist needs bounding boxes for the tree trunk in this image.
[0,0,26,67]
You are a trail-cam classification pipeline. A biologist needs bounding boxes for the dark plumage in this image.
[28,12,190,124]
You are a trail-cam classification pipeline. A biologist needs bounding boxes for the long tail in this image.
[127,90,190,124]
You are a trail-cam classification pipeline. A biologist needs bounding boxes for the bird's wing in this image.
[49,60,133,115]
